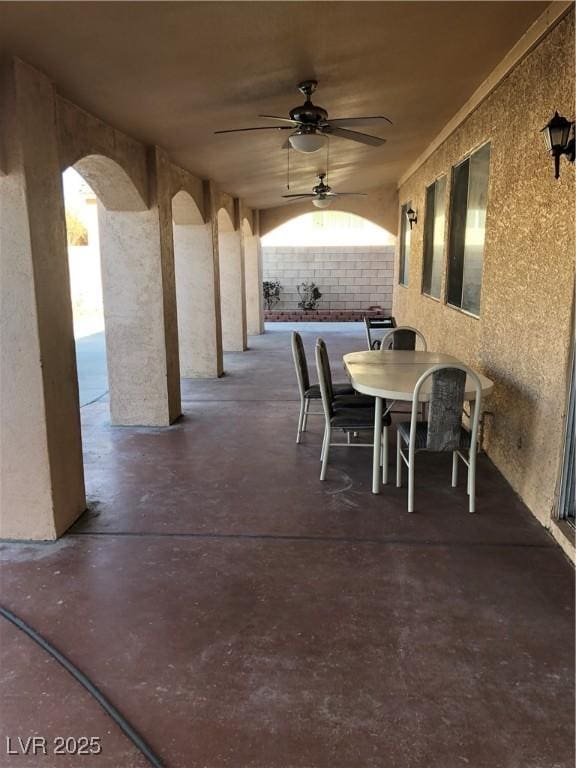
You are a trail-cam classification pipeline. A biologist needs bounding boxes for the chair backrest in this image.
[291,331,310,397]
[364,316,396,350]
[315,338,335,419]
[381,326,428,351]
[411,364,482,452]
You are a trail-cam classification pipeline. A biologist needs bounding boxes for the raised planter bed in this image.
[264,309,393,322]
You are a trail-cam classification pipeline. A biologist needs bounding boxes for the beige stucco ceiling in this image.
[0,1,549,209]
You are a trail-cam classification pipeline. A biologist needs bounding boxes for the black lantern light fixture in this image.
[541,111,575,179]
[406,206,417,229]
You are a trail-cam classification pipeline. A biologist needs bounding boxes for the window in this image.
[422,176,446,299]
[558,345,575,526]
[447,143,491,315]
[398,202,411,286]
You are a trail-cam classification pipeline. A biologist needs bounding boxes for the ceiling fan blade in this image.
[281,194,315,199]
[258,115,301,125]
[321,125,386,147]
[214,126,294,134]
[330,192,368,197]
[324,116,393,127]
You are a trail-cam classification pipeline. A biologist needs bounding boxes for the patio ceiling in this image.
[0,1,549,209]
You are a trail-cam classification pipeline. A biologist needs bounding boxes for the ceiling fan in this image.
[214,80,392,153]
[282,173,367,208]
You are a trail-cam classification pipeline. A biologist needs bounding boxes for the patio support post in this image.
[196,181,224,378]
[97,147,182,425]
[219,199,247,352]
[171,184,224,379]
[244,211,265,336]
[0,59,86,539]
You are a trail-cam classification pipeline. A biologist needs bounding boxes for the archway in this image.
[69,154,178,427]
[261,210,394,316]
[63,168,107,409]
[172,190,222,377]
[218,208,247,352]
[1,62,177,540]
[242,217,264,336]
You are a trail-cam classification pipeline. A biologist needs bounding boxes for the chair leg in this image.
[320,424,328,462]
[320,426,331,481]
[296,398,305,444]
[469,449,477,513]
[347,431,351,444]
[382,426,388,485]
[396,432,402,488]
[452,451,458,487]
[302,397,310,433]
[408,452,415,513]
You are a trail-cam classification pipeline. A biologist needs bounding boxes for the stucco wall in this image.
[393,14,575,528]
[263,245,395,311]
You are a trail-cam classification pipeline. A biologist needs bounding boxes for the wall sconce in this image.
[406,207,417,229]
[541,111,575,179]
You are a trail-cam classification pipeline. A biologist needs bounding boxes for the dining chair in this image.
[396,363,482,513]
[316,338,391,483]
[364,316,396,350]
[292,331,359,444]
[379,326,428,420]
[380,326,428,351]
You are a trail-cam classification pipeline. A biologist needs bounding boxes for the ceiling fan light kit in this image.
[289,129,327,154]
[214,80,391,204]
[282,173,367,208]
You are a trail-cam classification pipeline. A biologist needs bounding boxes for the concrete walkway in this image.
[73,323,365,407]
[75,331,108,407]
[1,324,574,768]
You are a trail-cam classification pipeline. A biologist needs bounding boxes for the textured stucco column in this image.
[98,149,181,425]
[218,209,247,352]
[0,59,85,539]
[203,180,224,375]
[174,219,222,377]
[244,233,265,335]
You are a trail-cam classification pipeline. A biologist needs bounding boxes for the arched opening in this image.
[172,190,222,378]
[73,154,148,212]
[218,208,247,352]
[261,210,395,319]
[242,217,264,336]
[63,168,107,409]
[65,153,176,427]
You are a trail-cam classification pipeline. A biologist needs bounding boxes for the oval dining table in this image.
[342,350,494,494]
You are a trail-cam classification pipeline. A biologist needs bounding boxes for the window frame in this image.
[398,201,411,287]
[421,174,447,301]
[445,141,491,318]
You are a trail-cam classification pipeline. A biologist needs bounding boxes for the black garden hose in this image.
[0,605,165,768]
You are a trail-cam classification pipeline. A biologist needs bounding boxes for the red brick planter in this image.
[264,309,393,322]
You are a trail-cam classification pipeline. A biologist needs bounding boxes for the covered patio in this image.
[0,1,574,766]
[1,324,573,767]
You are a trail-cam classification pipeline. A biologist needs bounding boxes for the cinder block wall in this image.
[262,245,395,311]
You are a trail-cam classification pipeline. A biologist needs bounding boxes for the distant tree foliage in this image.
[66,210,89,246]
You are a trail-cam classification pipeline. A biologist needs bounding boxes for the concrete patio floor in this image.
[1,324,574,768]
